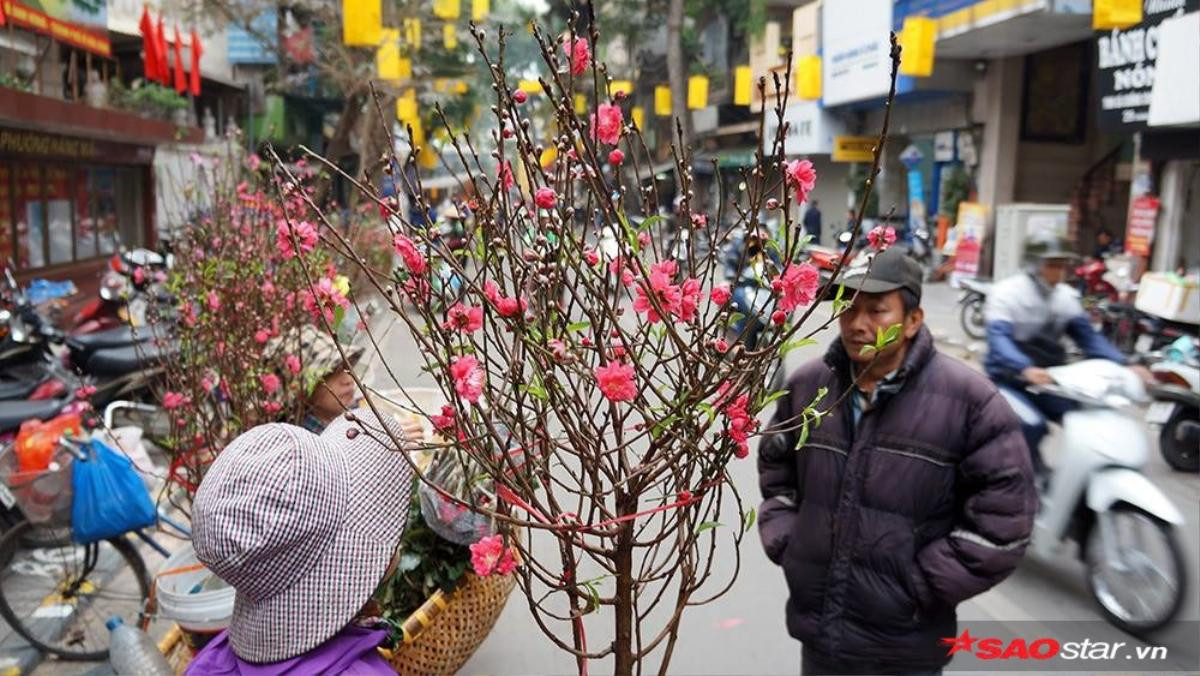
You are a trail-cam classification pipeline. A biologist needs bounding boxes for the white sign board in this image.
[822,0,892,106]
[763,101,846,156]
[1148,11,1200,128]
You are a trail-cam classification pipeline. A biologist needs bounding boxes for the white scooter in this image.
[1008,360,1187,636]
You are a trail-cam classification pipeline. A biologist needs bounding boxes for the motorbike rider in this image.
[983,232,1152,477]
[723,225,781,349]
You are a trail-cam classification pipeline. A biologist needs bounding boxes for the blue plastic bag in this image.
[71,440,157,544]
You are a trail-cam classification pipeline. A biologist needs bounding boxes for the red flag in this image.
[155,16,169,84]
[138,7,160,82]
[0,1,7,27]
[189,28,203,97]
[173,26,186,93]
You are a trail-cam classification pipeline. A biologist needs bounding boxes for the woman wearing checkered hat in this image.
[184,408,423,673]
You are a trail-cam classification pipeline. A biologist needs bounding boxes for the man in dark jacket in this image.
[758,248,1037,675]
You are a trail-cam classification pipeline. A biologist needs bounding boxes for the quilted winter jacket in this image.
[757,327,1036,671]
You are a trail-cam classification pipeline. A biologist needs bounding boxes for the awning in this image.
[1148,11,1200,129]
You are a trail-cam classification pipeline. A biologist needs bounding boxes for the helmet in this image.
[1022,231,1076,264]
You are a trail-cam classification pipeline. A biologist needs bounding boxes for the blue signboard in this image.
[228,11,278,65]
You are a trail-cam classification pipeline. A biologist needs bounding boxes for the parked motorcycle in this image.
[1147,337,1200,473]
[1006,359,1187,635]
[956,277,991,341]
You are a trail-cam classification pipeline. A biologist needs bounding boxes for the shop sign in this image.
[228,11,278,64]
[0,0,110,56]
[822,0,893,106]
[0,128,152,163]
[763,101,845,156]
[1095,0,1199,131]
[1124,195,1160,257]
[831,136,877,163]
[951,202,987,279]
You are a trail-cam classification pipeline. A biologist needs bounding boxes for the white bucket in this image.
[156,543,235,634]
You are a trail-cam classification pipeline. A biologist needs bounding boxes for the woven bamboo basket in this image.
[384,571,517,675]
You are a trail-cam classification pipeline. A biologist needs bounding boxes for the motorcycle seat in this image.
[85,341,178,377]
[66,326,148,352]
[0,398,67,434]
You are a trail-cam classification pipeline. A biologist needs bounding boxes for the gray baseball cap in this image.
[837,247,923,301]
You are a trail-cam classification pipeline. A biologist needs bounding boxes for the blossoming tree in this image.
[288,18,901,675]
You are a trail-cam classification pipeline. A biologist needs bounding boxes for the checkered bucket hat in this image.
[192,409,415,663]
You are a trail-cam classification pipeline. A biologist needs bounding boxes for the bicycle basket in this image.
[0,444,75,527]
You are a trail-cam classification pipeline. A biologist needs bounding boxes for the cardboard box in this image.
[1135,272,1200,324]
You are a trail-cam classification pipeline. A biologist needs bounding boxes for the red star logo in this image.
[941,628,976,656]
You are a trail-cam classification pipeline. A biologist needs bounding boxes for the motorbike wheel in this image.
[1159,406,1200,473]
[1084,505,1186,635]
[959,295,987,341]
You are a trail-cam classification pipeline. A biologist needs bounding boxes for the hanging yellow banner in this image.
[797,55,821,99]
[655,85,671,116]
[404,18,422,49]
[433,0,461,20]
[343,0,382,46]
[687,75,708,110]
[396,89,418,122]
[1093,0,1141,29]
[631,106,645,130]
[734,66,752,106]
[610,80,633,97]
[574,94,587,114]
[443,24,458,49]
[898,17,936,77]
[472,0,489,21]
[518,79,542,95]
[376,29,402,80]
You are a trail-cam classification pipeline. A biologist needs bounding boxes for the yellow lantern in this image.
[1093,0,1142,29]
[443,24,458,49]
[404,18,421,49]
[518,79,542,95]
[733,66,752,106]
[472,0,489,21]
[433,0,460,20]
[396,89,418,122]
[797,55,821,100]
[610,80,633,97]
[574,94,587,114]
[655,85,671,116]
[342,0,381,46]
[376,29,402,80]
[631,106,645,130]
[898,16,937,77]
[687,75,709,110]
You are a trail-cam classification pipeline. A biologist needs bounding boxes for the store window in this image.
[0,163,144,270]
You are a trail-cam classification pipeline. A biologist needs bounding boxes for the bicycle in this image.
[0,401,180,661]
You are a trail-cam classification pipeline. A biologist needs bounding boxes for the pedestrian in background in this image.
[757,247,1037,675]
[803,199,822,246]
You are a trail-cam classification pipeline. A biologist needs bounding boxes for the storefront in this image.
[0,126,154,277]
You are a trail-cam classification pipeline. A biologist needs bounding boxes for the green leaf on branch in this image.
[521,383,548,401]
[758,388,789,409]
[650,414,679,440]
[566,321,591,334]
[695,521,724,534]
[796,414,811,449]
[780,338,818,357]
[332,305,345,331]
[742,508,757,534]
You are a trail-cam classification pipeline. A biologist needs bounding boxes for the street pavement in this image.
[23,281,1200,675]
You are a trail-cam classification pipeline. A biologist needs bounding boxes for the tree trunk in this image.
[665,0,693,151]
[613,493,636,676]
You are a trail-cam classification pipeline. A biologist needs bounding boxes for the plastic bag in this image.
[15,413,83,473]
[71,440,157,544]
[418,423,523,545]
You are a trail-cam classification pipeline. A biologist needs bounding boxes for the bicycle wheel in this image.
[0,520,150,660]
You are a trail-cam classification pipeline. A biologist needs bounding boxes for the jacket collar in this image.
[823,324,937,391]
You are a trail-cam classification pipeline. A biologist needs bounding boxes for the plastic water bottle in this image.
[106,616,174,675]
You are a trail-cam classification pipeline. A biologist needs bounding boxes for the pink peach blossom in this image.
[450,355,485,403]
[775,263,820,313]
[595,361,637,402]
[590,103,623,146]
[785,159,817,203]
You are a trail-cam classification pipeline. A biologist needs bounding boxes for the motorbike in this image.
[1005,359,1187,635]
[955,277,991,341]
[73,247,173,334]
[1146,336,1200,473]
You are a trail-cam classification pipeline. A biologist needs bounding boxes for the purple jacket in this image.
[757,327,1036,671]
[185,625,393,675]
